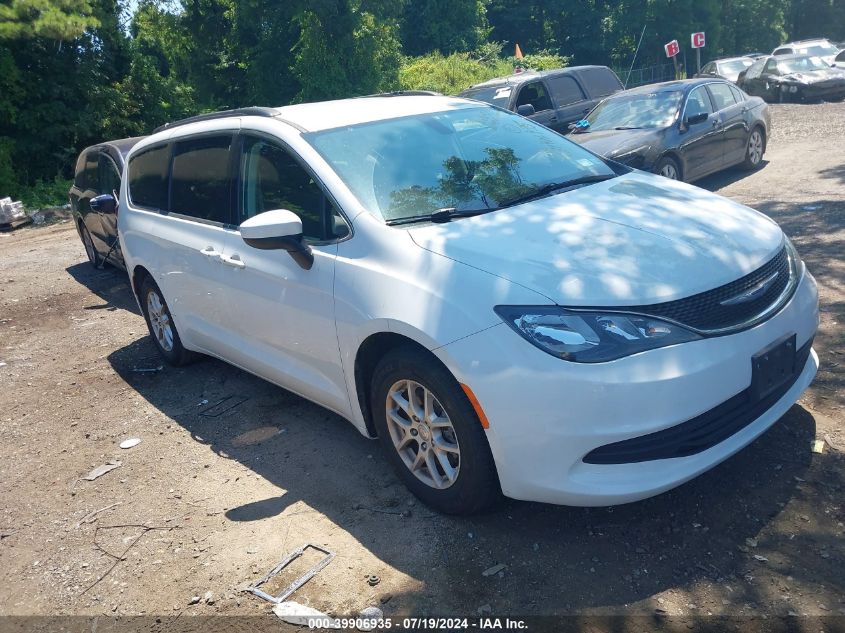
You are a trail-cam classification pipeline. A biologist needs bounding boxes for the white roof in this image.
[271,95,483,132]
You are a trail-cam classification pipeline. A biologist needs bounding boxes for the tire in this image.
[742,127,765,170]
[654,156,681,181]
[371,346,501,515]
[80,224,102,268]
[139,276,196,366]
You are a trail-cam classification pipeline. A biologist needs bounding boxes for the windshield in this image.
[795,44,838,57]
[718,59,753,76]
[579,91,682,132]
[459,86,513,108]
[306,106,615,223]
[779,56,830,73]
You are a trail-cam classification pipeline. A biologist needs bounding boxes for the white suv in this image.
[119,96,819,514]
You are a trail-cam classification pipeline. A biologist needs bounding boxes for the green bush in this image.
[18,177,72,210]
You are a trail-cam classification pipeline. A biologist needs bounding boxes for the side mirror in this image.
[516,104,536,117]
[685,112,709,126]
[90,193,116,214]
[240,209,314,270]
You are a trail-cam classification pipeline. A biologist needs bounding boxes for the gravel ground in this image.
[0,102,842,629]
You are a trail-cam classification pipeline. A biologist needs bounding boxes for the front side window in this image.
[708,83,737,110]
[128,144,170,211]
[306,106,615,223]
[764,59,780,74]
[779,56,830,73]
[581,90,682,131]
[170,135,232,223]
[238,136,341,240]
[717,59,753,77]
[515,81,553,112]
[685,87,714,119]
[547,75,585,106]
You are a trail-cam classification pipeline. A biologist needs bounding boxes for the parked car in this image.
[119,97,818,514]
[69,137,145,268]
[695,56,755,83]
[458,66,623,133]
[739,54,845,102]
[568,78,769,182]
[834,49,845,69]
[772,39,841,66]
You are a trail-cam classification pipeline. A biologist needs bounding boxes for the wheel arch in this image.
[131,265,152,304]
[354,331,455,438]
[657,151,685,181]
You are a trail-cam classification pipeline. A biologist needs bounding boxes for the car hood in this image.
[568,128,661,159]
[407,172,784,307]
[782,68,845,83]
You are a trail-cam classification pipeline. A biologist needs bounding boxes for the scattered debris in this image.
[119,438,141,449]
[753,554,769,562]
[0,198,31,231]
[83,461,122,481]
[199,395,249,418]
[272,601,339,627]
[76,502,123,528]
[812,439,825,454]
[367,574,380,587]
[131,366,163,374]
[482,563,507,577]
[248,543,335,604]
[358,606,384,630]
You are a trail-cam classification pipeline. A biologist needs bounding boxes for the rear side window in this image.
[744,58,766,79]
[129,144,170,211]
[74,152,88,190]
[579,67,623,98]
[729,85,745,102]
[773,48,791,55]
[836,50,845,62]
[98,154,121,198]
[708,83,737,110]
[547,75,586,106]
[170,135,233,224]
[84,153,98,192]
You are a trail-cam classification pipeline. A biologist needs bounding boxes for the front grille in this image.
[583,338,813,465]
[620,246,792,333]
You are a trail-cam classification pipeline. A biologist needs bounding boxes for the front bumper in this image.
[436,268,819,506]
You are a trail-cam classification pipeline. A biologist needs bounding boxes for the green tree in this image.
[401,0,490,55]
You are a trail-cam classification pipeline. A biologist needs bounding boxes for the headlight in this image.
[610,150,647,169]
[494,306,701,363]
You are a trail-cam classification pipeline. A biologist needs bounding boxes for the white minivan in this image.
[119,96,819,514]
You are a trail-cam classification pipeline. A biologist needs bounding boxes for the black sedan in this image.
[568,79,770,183]
[738,54,845,102]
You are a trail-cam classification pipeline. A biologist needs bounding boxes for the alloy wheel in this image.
[748,130,763,166]
[385,380,461,489]
[659,163,678,180]
[146,290,174,352]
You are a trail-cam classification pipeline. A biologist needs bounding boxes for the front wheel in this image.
[742,128,765,170]
[139,277,196,366]
[371,347,500,515]
[654,156,681,181]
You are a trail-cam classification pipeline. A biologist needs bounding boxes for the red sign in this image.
[691,32,706,48]
[664,40,680,58]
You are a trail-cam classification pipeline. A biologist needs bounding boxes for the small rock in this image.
[358,606,384,630]
[753,555,768,562]
[532,543,539,551]
[204,591,214,604]
[477,604,492,615]
[189,596,200,605]
[367,574,380,586]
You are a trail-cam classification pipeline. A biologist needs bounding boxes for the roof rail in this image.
[355,90,442,98]
[153,107,278,134]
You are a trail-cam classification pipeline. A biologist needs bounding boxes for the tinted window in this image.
[729,85,745,102]
[239,136,341,240]
[98,154,121,198]
[515,81,553,112]
[708,83,737,110]
[744,58,766,79]
[701,63,715,74]
[460,85,512,108]
[74,152,88,189]
[764,59,780,74]
[836,51,845,62]
[84,153,98,192]
[685,87,714,118]
[170,135,232,223]
[773,48,792,55]
[547,75,585,106]
[129,144,170,210]
[579,67,622,97]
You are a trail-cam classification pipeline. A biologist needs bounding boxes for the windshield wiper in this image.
[385,207,490,226]
[497,174,615,209]
[614,126,644,130]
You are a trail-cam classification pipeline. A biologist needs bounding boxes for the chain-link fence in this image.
[614,62,680,89]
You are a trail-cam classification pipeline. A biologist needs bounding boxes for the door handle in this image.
[200,246,221,258]
[220,253,246,269]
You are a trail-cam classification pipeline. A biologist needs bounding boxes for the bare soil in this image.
[0,103,843,627]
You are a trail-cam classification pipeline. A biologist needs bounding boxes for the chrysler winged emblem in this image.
[719,271,780,306]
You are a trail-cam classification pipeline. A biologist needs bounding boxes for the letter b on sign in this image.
[664,40,680,57]
[691,32,706,49]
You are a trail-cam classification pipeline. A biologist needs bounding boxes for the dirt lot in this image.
[1,102,843,628]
